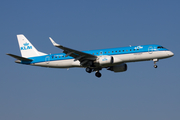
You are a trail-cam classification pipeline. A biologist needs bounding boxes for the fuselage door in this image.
[45,56,50,64]
[148,46,154,54]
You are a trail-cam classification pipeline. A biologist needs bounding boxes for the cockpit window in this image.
[157,46,165,49]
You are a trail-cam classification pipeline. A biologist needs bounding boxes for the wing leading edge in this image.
[49,37,97,66]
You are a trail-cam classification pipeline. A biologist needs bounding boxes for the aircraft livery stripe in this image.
[27,44,168,64]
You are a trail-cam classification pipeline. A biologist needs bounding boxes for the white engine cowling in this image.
[97,56,113,65]
[107,63,127,72]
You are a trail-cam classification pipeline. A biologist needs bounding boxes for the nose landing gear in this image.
[153,59,158,68]
[154,64,158,68]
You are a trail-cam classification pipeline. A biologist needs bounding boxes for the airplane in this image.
[7,34,174,78]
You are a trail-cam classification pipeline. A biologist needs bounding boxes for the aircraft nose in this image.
[166,51,174,57]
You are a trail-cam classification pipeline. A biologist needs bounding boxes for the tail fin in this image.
[17,34,47,58]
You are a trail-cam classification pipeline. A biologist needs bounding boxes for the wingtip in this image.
[6,53,12,56]
[49,37,60,46]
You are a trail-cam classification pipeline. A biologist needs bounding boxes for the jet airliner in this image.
[7,34,174,78]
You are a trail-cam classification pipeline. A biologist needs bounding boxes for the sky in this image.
[0,0,180,120]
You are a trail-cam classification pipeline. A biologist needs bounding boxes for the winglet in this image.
[49,37,60,46]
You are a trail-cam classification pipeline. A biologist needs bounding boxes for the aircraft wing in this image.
[49,37,97,66]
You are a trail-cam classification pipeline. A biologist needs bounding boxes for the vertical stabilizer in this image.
[17,34,46,58]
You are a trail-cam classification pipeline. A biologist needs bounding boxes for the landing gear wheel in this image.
[154,65,158,68]
[86,67,92,73]
[95,72,102,78]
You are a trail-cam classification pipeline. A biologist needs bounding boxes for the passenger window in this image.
[97,53,98,54]
[116,51,117,52]
[108,51,110,53]
[100,52,102,54]
[112,51,113,53]
[119,50,121,52]
[52,56,54,58]
[126,50,128,51]
[123,50,124,52]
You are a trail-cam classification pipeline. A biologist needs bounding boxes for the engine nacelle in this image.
[107,63,127,72]
[97,56,113,66]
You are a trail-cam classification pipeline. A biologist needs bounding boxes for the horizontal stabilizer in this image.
[6,53,33,61]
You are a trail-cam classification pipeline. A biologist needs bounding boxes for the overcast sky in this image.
[1,0,180,120]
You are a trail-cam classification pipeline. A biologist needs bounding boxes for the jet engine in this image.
[96,56,113,66]
[95,55,124,67]
[107,63,127,72]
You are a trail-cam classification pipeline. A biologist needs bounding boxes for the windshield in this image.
[157,46,166,49]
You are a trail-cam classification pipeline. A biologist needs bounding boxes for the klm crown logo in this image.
[102,58,108,61]
[134,46,143,49]
[23,43,29,46]
[21,42,32,50]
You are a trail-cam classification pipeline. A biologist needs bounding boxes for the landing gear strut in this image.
[153,59,158,68]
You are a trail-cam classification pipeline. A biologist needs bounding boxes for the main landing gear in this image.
[86,67,102,78]
[153,59,158,68]
[86,67,92,73]
[95,71,102,78]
